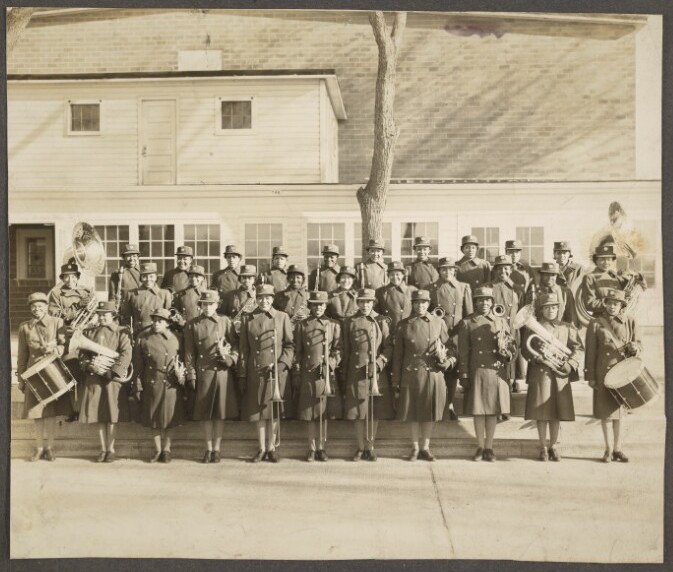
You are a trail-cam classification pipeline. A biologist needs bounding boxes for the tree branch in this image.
[6,7,35,55]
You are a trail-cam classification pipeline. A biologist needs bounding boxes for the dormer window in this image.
[67,100,101,135]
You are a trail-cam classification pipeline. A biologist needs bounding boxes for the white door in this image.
[140,99,176,184]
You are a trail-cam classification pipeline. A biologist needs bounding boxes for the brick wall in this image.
[8,10,636,182]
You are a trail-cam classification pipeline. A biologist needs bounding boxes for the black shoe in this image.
[267,450,280,463]
[251,450,265,463]
[262,451,269,462]
[539,448,548,462]
[500,413,510,422]
[361,449,371,461]
[105,451,116,463]
[418,449,429,461]
[422,449,436,462]
[483,448,496,462]
[512,380,520,393]
[161,451,172,464]
[448,408,459,421]
[306,450,316,462]
[317,449,329,462]
[548,447,560,462]
[210,450,221,464]
[43,448,55,462]
[352,449,364,462]
[408,448,419,462]
[473,447,483,462]
[65,412,79,423]
[367,448,377,462]
[96,451,107,463]
[612,450,629,463]
[149,451,162,463]
[202,450,212,464]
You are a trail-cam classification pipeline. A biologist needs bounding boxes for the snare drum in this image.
[603,357,660,410]
[20,354,77,419]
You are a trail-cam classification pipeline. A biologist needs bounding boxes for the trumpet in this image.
[431,306,446,319]
[232,295,256,334]
[365,322,382,445]
[493,304,506,317]
[270,329,283,448]
[168,307,186,331]
[513,305,577,377]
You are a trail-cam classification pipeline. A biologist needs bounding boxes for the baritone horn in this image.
[513,305,578,378]
[69,330,133,382]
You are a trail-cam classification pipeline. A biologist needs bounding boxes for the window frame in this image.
[243,222,284,275]
[16,228,54,281]
[214,96,255,135]
[400,221,440,265]
[515,226,545,268]
[66,99,102,136]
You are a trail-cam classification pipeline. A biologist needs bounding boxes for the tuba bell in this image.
[71,222,106,276]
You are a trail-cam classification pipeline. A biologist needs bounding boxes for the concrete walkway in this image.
[11,449,663,562]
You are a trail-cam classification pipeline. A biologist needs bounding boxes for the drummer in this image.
[584,289,642,463]
[16,292,73,461]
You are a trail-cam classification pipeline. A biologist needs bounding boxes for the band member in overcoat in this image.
[273,264,309,321]
[262,246,290,293]
[327,266,359,321]
[171,264,207,323]
[78,301,133,463]
[133,308,186,463]
[375,261,417,332]
[534,262,578,326]
[219,264,257,320]
[308,244,341,293]
[122,262,172,338]
[293,291,342,462]
[522,293,583,462]
[342,288,394,462]
[360,239,388,290]
[183,290,239,464]
[428,256,473,420]
[211,244,243,299]
[393,289,455,461]
[16,292,72,461]
[108,243,141,308]
[406,236,439,289]
[456,235,491,291]
[504,239,535,294]
[553,241,584,288]
[161,245,193,294]
[457,286,517,462]
[238,284,294,463]
[584,289,642,463]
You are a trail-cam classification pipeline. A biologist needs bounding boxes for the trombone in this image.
[269,329,283,448]
[365,321,382,445]
[318,328,335,445]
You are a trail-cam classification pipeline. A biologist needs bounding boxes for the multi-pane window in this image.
[26,237,47,279]
[245,223,283,274]
[627,220,657,287]
[307,223,345,272]
[94,225,130,292]
[184,224,221,282]
[471,227,500,263]
[139,224,175,283]
[400,222,439,264]
[220,100,252,130]
[354,222,393,265]
[69,102,100,134]
[516,226,545,267]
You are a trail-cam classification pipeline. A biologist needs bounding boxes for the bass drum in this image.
[570,274,592,328]
[603,357,660,410]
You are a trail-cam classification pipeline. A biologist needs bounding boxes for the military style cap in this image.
[594,244,617,258]
[438,257,457,268]
[287,264,305,276]
[95,301,117,313]
[59,261,80,278]
[357,288,376,301]
[150,308,172,320]
[27,292,49,305]
[473,286,494,300]
[505,240,523,251]
[223,245,242,257]
[411,289,431,302]
[197,289,220,304]
[175,246,194,257]
[493,254,513,267]
[539,293,560,307]
[413,236,432,249]
[187,264,206,277]
[461,235,480,247]
[140,262,158,275]
[539,261,559,274]
[308,291,329,304]
[272,246,289,257]
[553,241,572,252]
[338,265,357,278]
[603,289,627,305]
[322,244,340,256]
[366,239,385,251]
[239,264,257,277]
[256,284,276,298]
[121,243,140,256]
[387,261,406,274]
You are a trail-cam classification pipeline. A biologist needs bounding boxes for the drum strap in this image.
[598,316,627,349]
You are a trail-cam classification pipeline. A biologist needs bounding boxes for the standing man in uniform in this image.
[534,262,578,326]
[504,239,535,295]
[262,246,290,293]
[359,239,388,291]
[273,264,310,321]
[122,262,172,338]
[238,284,294,463]
[375,261,417,332]
[308,244,341,293]
[327,266,359,321]
[109,243,142,311]
[393,290,455,461]
[161,245,193,295]
[172,264,207,323]
[456,235,491,291]
[211,244,243,299]
[553,241,584,288]
[183,290,239,463]
[406,236,439,289]
[428,256,473,420]
[219,264,257,321]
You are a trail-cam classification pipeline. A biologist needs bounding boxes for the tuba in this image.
[513,305,578,377]
[71,222,106,276]
[622,272,645,317]
[69,330,133,382]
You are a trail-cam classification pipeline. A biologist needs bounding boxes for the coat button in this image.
[200,354,203,358]
[477,337,481,341]
[479,351,483,354]
[414,368,418,371]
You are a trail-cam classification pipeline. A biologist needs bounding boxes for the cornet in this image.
[431,306,446,319]
[492,304,506,317]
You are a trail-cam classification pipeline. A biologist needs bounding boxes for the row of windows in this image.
[92,221,660,291]
[68,100,252,135]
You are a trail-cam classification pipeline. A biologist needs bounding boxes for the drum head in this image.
[604,357,643,389]
[20,353,58,379]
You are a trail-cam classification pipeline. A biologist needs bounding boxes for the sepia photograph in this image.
[5,6,665,563]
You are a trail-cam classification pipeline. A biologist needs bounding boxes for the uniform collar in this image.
[608,313,625,324]
[29,316,49,328]
[367,260,387,270]
[474,311,494,322]
[310,314,329,324]
[100,322,118,332]
[322,265,339,273]
[458,256,478,267]
[439,277,459,288]
[142,284,160,294]
[388,282,406,292]
[152,329,171,339]
[226,267,240,275]
[256,306,277,318]
[495,278,514,288]
[272,267,287,275]
[355,310,377,321]
[414,259,432,265]
[205,313,219,323]
[412,312,432,322]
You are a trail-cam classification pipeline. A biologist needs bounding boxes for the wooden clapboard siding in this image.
[8,78,335,187]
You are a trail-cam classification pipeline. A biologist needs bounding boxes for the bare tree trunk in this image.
[6,7,35,55]
[356,11,406,260]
